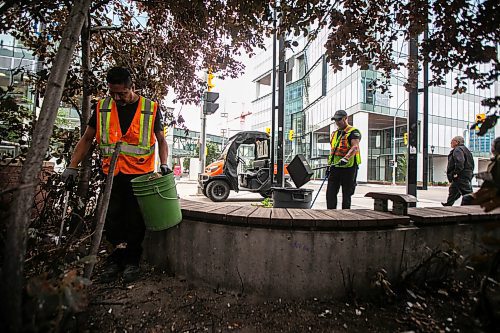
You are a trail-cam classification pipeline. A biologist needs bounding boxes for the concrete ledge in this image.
[144,202,500,299]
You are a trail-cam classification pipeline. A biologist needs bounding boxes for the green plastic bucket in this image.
[131,173,182,231]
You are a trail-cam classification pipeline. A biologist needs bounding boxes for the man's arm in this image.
[155,130,168,165]
[344,139,360,160]
[69,126,96,168]
[344,129,361,160]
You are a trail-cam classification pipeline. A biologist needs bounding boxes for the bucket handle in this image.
[154,186,179,200]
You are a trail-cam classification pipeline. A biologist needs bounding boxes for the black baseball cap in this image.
[331,110,348,121]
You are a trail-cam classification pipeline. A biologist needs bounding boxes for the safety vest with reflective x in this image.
[95,96,157,175]
[328,126,361,168]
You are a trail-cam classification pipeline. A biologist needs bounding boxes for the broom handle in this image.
[84,142,122,279]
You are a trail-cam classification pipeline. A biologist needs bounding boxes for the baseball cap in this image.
[331,110,348,121]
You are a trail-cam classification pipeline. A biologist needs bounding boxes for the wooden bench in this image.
[179,199,410,229]
[365,192,417,216]
[408,205,500,226]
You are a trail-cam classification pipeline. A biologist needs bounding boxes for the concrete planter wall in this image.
[144,215,499,299]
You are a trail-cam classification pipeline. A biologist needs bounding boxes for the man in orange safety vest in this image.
[62,67,170,282]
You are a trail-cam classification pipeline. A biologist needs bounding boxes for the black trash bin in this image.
[272,187,313,208]
[287,154,314,188]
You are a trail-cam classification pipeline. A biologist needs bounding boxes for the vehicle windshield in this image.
[237,144,255,173]
[220,138,236,160]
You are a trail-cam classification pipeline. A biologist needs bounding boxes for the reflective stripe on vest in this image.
[99,97,155,152]
[139,97,153,149]
[331,128,352,157]
[99,97,112,145]
[100,142,155,157]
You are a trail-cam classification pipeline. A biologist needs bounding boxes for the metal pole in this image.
[270,5,277,185]
[407,35,418,202]
[430,146,435,186]
[277,33,285,187]
[200,110,207,173]
[422,26,429,190]
[198,100,207,195]
[392,115,397,186]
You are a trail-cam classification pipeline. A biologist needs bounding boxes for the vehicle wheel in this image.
[202,186,207,197]
[206,180,230,202]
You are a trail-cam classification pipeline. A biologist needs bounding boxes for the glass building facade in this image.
[249,28,497,184]
[0,33,81,128]
[0,34,37,110]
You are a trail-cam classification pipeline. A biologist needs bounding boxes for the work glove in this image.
[325,165,332,177]
[61,167,78,187]
[160,164,172,175]
[337,157,349,166]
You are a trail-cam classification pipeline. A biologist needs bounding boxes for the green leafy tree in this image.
[396,153,407,183]
[182,157,190,172]
[182,141,220,172]
[195,142,221,166]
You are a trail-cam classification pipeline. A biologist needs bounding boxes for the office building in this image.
[249,29,498,185]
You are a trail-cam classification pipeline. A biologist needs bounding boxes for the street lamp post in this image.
[430,145,435,185]
[392,99,408,186]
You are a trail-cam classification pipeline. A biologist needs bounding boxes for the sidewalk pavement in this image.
[174,178,466,210]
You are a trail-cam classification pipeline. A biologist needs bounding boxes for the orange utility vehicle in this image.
[199,131,290,202]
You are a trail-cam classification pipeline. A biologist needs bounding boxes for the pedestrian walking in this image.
[61,67,171,282]
[442,136,474,206]
[326,110,362,209]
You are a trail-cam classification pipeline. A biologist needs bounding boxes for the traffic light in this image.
[288,129,294,141]
[403,132,408,145]
[203,91,219,115]
[207,71,215,92]
[476,113,486,123]
[265,127,271,135]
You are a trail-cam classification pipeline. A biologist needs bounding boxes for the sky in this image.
[171,54,256,136]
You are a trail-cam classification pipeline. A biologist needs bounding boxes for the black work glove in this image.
[337,157,349,167]
[61,167,78,188]
[160,164,172,175]
[325,165,331,177]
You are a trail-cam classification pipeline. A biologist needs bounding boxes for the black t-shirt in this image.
[88,98,163,134]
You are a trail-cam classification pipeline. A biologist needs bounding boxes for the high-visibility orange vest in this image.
[95,96,157,175]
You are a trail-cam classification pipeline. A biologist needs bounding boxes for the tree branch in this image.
[91,0,113,12]
[90,25,122,33]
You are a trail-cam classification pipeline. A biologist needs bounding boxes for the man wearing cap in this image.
[326,110,362,209]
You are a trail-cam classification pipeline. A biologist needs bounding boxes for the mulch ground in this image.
[75,264,481,333]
